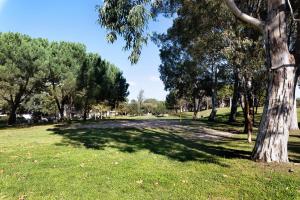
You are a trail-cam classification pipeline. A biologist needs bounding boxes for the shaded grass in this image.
[0,108,300,199]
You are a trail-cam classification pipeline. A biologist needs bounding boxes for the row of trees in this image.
[98,0,299,162]
[155,1,268,143]
[0,32,129,124]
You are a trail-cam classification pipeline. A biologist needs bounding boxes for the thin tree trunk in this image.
[290,17,300,131]
[206,96,209,110]
[289,97,299,131]
[83,98,89,121]
[242,78,253,143]
[252,0,296,162]
[243,96,253,143]
[244,97,253,143]
[193,98,198,120]
[193,97,202,120]
[83,109,88,121]
[58,102,65,121]
[229,69,239,122]
[209,65,218,121]
[8,105,17,125]
[252,95,255,126]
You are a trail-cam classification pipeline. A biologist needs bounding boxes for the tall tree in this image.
[225,0,298,162]
[0,33,48,124]
[48,41,86,120]
[108,71,129,109]
[77,53,102,121]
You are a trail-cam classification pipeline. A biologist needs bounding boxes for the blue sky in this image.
[0,0,173,101]
[1,0,300,100]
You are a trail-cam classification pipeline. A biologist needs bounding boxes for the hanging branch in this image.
[287,0,300,22]
[224,0,265,32]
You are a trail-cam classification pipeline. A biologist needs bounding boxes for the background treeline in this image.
[0,32,129,125]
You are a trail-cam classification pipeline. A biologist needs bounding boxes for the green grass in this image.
[0,109,300,199]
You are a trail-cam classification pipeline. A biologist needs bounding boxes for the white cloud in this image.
[148,76,160,82]
[0,0,7,12]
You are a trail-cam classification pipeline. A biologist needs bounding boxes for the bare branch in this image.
[224,0,264,32]
[287,0,300,22]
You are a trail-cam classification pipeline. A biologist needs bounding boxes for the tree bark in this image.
[289,97,299,131]
[83,98,89,121]
[229,69,239,122]
[209,65,218,121]
[83,109,88,121]
[243,98,253,143]
[57,101,65,121]
[252,0,296,162]
[289,15,300,131]
[193,98,202,120]
[242,79,254,143]
[8,105,17,125]
[193,98,198,120]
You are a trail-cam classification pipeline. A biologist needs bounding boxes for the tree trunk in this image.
[209,92,217,121]
[242,78,254,143]
[209,65,218,121]
[243,96,253,143]
[206,96,209,110]
[252,0,296,162]
[193,98,202,120]
[229,69,239,122]
[59,105,65,121]
[193,98,198,120]
[83,109,88,121]
[290,18,300,131]
[289,98,299,131]
[8,105,17,125]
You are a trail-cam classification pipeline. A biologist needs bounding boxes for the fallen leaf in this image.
[136,180,143,184]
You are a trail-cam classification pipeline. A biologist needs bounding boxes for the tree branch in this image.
[224,0,264,32]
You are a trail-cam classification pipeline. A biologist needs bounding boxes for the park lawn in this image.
[0,117,300,200]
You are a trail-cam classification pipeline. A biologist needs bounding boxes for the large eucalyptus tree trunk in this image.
[225,0,297,162]
[252,0,296,162]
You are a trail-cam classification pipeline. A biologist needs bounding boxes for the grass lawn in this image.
[0,109,300,199]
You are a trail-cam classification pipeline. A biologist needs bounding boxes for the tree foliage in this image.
[0,32,48,124]
[0,32,129,124]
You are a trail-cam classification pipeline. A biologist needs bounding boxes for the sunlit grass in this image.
[0,109,299,199]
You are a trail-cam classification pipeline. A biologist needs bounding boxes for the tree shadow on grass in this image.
[48,126,252,167]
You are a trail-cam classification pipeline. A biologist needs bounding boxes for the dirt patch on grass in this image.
[66,120,233,141]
